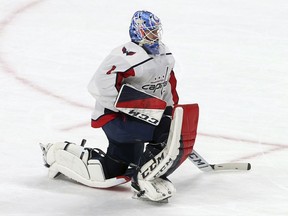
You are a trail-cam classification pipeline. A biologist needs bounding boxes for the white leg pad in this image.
[55,149,90,179]
[87,159,105,181]
[45,142,66,165]
[43,142,130,188]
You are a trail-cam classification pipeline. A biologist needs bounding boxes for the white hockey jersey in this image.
[88,41,179,128]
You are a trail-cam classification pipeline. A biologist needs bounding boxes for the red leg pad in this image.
[165,104,199,176]
[177,104,199,164]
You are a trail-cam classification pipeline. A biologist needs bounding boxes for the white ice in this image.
[0,0,287,215]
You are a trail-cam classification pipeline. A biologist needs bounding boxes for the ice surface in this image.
[0,0,287,215]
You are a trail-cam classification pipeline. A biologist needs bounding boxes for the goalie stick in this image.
[189,150,251,171]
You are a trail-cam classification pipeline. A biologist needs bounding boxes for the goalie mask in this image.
[129,10,163,55]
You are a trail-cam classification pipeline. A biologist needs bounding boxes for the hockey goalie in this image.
[40,10,199,202]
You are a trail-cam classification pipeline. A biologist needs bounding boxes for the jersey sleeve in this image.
[162,69,179,107]
[87,51,136,113]
[88,55,123,112]
[169,70,179,106]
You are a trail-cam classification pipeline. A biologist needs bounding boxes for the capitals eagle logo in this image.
[122,47,136,56]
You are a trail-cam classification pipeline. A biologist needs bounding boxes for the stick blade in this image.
[211,163,251,171]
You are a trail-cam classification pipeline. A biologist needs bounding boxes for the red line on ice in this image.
[0,0,90,110]
[198,132,287,148]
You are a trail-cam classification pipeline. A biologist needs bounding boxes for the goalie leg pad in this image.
[40,142,130,188]
[54,149,91,180]
[165,104,199,176]
[43,141,104,181]
[137,107,183,181]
